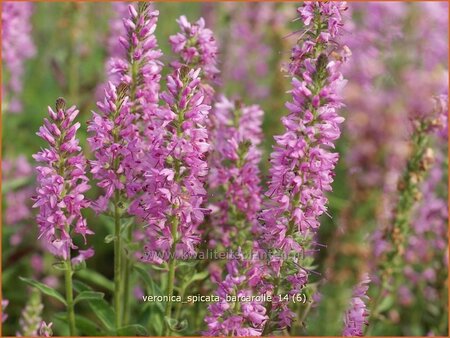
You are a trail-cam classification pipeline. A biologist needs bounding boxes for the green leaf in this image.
[52,261,69,271]
[151,313,164,335]
[74,291,105,305]
[53,316,70,336]
[76,269,114,292]
[177,260,198,268]
[138,306,163,335]
[148,264,168,271]
[376,294,394,313]
[19,277,67,305]
[119,219,134,236]
[104,234,115,243]
[134,265,164,313]
[73,280,92,293]
[165,317,178,330]
[75,315,105,336]
[73,279,113,331]
[134,265,163,295]
[184,270,209,288]
[117,324,148,336]
[165,316,188,333]
[85,298,115,331]
[54,312,104,336]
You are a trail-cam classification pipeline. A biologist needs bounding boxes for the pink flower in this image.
[132,66,211,262]
[71,248,95,266]
[208,96,263,245]
[108,3,163,122]
[90,3,163,212]
[2,1,36,113]
[257,1,349,331]
[169,16,219,82]
[33,99,93,261]
[2,299,8,322]
[88,82,139,209]
[205,262,268,336]
[38,321,53,337]
[204,97,265,335]
[343,275,370,336]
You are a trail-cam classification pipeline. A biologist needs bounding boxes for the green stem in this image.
[164,218,178,336]
[174,285,186,322]
[122,226,132,325]
[113,190,122,329]
[64,259,76,336]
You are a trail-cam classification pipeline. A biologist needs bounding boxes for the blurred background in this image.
[2,1,448,336]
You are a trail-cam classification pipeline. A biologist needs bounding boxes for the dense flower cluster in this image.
[343,274,370,336]
[132,15,218,262]
[17,290,43,337]
[5,2,448,337]
[205,97,265,335]
[88,82,138,211]
[205,260,268,336]
[90,3,163,210]
[33,99,92,260]
[169,15,219,82]
[258,1,348,331]
[208,96,263,245]
[108,3,163,122]
[132,67,211,261]
[1,1,36,113]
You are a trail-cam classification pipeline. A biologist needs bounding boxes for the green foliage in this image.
[19,277,67,306]
[73,291,105,305]
[2,2,448,337]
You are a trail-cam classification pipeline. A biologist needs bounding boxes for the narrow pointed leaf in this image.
[19,277,67,305]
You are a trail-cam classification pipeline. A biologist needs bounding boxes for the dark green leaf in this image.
[117,324,148,336]
[73,280,114,331]
[19,276,67,305]
[54,312,104,336]
[185,271,209,287]
[76,315,105,336]
[135,265,163,296]
[134,265,165,313]
[73,280,92,293]
[76,269,114,292]
[74,291,105,305]
[85,298,115,331]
